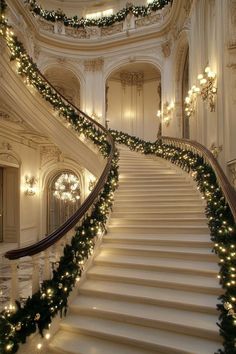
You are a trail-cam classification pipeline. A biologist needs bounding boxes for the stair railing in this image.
[3,64,115,305]
[160,136,236,221]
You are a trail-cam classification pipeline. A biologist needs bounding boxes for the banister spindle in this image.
[32,254,41,294]
[43,248,51,281]
[10,259,19,305]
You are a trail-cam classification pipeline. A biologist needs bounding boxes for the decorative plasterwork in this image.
[0,143,20,167]
[19,132,50,145]
[183,0,194,15]
[84,58,104,72]
[120,71,144,91]
[101,23,123,37]
[38,19,54,33]
[161,40,172,57]
[65,27,87,39]
[40,146,63,167]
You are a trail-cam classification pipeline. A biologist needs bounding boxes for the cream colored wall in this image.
[0,135,40,246]
[107,79,159,141]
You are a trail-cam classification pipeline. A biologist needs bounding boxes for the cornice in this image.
[8,0,183,54]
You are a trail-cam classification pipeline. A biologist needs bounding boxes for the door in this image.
[3,167,19,243]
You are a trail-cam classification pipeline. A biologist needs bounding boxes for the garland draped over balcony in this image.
[110,129,236,354]
[24,0,172,28]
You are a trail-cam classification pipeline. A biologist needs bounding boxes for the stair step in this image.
[103,233,212,247]
[112,211,205,218]
[116,189,201,195]
[57,314,221,354]
[101,242,216,260]
[79,280,219,314]
[113,204,204,212]
[87,265,221,294]
[49,331,158,354]
[95,252,218,276]
[109,217,207,227]
[108,225,209,235]
[70,295,219,340]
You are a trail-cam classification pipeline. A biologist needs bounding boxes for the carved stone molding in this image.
[101,23,123,36]
[86,26,101,38]
[1,141,12,150]
[183,0,194,15]
[84,58,104,72]
[38,19,54,33]
[65,27,87,39]
[40,146,63,167]
[161,40,172,57]
[120,71,144,91]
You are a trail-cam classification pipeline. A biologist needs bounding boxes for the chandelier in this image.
[53,173,80,202]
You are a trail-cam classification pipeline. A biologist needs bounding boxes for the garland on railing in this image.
[24,0,171,28]
[0,6,119,353]
[110,129,236,354]
[0,155,119,354]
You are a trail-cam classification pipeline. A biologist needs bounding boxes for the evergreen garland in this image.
[24,0,171,29]
[110,129,236,354]
[0,5,119,353]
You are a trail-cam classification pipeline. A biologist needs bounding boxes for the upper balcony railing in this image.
[21,0,173,40]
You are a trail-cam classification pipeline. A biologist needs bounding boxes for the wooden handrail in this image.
[5,72,115,260]
[160,136,236,221]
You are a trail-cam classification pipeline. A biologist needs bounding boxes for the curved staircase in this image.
[48,145,222,354]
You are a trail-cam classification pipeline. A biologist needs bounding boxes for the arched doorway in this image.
[43,66,81,107]
[106,62,161,141]
[47,170,81,233]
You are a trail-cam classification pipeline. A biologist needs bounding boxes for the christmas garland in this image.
[0,5,119,353]
[110,129,236,354]
[1,1,236,352]
[24,0,171,29]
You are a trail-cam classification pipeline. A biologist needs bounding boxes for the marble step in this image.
[55,314,221,354]
[95,252,218,276]
[103,233,212,247]
[109,217,207,227]
[69,295,219,340]
[87,265,221,295]
[100,242,216,261]
[113,203,204,212]
[79,279,218,314]
[112,210,205,218]
[108,225,209,234]
[48,331,159,354]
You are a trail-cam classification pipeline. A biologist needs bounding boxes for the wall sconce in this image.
[24,176,37,196]
[161,101,175,126]
[184,85,200,117]
[89,178,97,191]
[197,66,217,111]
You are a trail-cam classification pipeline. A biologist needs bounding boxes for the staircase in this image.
[48,146,222,354]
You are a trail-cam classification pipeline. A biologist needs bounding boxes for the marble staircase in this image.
[48,146,222,354]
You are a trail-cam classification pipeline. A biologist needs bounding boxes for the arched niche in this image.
[43,66,81,108]
[106,62,161,142]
